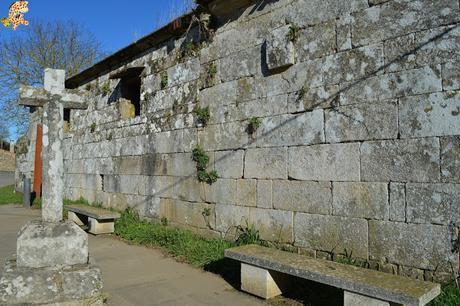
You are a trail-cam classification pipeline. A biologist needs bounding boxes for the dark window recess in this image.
[120,75,141,116]
[109,67,145,117]
[64,108,71,123]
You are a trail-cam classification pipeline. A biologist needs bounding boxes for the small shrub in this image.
[90,123,97,133]
[192,145,209,171]
[202,207,212,217]
[192,145,219,185]
[101,82,111,96]
[247,117,262,134]
[287,24,301,43]
[297,86,307,101]
[178,41,201,60]
[205,62,217,86]
[236,221,261,246]
[160,71,168,89]
[194,106,210,127]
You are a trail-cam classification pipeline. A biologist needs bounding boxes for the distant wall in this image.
[18,0,460,282]
[0,150,15,172]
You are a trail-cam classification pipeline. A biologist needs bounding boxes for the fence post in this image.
[23,177,31,208]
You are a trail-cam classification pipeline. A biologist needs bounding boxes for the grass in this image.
[0,185,22,205]
[428,283,460,306]
[114,209,237,267]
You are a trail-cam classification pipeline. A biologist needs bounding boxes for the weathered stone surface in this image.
[17,221,88,269]
[273,181,331,214]
[406,183,460,225]
[288,144,360,181]
[284,0,368,28]
[389,182,405,222]
[296,21,336,62]
[322,44,384,85]
[240,263,284,299]
[333,182,388,220]
[118,98,135,120]
[325,100,398,142]
[369,221,458,271]
[360,138,440,182]
[251,111,324,147]
[245,147,287,179]
[344,291,389,306]
[226,244,441,306]
[340,66,442,105]
[0,260,103,305]
[204,179,237,205]
[198,121,249,151]
[415,25,460,66]
[441,136,460,182]
[249,208,293,243]
[351,0,460,47]
[219,46,261,82]
[384,33,417,73]
[167,58,200,87]
[294,213,368,258]
[399,91,460,138]
[160,199,215,230]
[288,85,338,113]
[266,25,295,70]
[237,179,257,207]
[215,150,244,179]
[256,180,272,209]
[215,204,250,233]
[172,177,205,203]
[443,60,460,91]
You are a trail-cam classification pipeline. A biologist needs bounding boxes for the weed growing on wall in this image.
[178,41,202,60]
[247,117,262,134]
[192,145,219,184]
[194,106,210,127]
[90,123,97,133]
[287,24,300,43]
[101,82,111,96]
[160,71,168,89]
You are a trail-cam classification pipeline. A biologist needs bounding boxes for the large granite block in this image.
[406,183,460,225]
[325,100,398,142]
[249,208,293,243]
[333,182,389,220]
[369,221,458,272]
[294,213,368,258]
[273,180,331,214]
[288,144,360,181]
[441,136,460,183]
[17,221,88,269]
[245,147,287,179]
[360,138,440,182]
[266,25,295,70]
[399,91,460,138]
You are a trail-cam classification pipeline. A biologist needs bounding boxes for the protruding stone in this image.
[17,220,88,269]
[266,25,295,71]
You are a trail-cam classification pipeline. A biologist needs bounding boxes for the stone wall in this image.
[20,0,460,281]
[0,150,15,172]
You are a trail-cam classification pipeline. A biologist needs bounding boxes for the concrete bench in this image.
[67,205,120,235]
[225,245,440,306]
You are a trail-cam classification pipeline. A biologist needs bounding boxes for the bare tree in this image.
[0,20,104,136]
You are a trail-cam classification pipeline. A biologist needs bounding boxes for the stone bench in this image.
[67,205,120,235]
[225,245,440,306]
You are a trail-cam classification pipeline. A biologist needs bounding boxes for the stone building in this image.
[16,0,460,282]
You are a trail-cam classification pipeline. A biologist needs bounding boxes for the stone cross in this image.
[19,69,88,223]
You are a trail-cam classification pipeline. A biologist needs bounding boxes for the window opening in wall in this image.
[64,108,71,123]
[110,67,144,117]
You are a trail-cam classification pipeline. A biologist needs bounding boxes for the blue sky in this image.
[2,0,194,54]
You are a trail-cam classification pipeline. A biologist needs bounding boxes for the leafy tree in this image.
[0,20,104,136]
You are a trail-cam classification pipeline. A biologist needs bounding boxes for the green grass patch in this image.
[428,283,460,306]
[0,185,22,205]
[115,209,237,267]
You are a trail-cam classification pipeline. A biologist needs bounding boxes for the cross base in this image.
[17,220,89,268]
[0,258,103,305]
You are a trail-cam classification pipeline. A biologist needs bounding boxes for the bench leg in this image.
[68,211,84,226]
[344,291,390,306]
[88,217,114,235]
[241,263,286,299]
